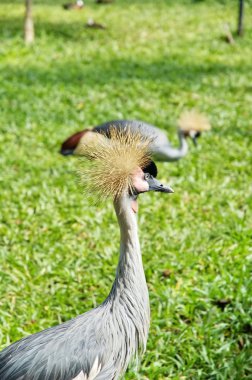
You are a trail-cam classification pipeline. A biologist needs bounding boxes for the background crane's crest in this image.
[78,126,152,200]
[178,110,211,132]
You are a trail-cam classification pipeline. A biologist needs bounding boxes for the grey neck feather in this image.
[107,194,150,351]
[153,129,188,162]
[177,129,188,157]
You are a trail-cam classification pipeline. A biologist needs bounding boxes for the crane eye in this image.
[144,173,151,180]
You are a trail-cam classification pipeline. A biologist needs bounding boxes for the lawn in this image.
[0,0,252,379]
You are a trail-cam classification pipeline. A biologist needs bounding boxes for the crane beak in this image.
[192,136,197,147]
[147,176,174,193]
[190,131,201,147]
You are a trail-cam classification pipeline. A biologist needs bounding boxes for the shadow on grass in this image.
[1,8,245,88]
[0,15,97,41]
[1,55,246,89]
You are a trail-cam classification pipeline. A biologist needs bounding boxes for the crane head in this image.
[141,160,173,193]
[78,126,173,203]
[131,163,173,195]
[178,110,211,146]
[130,163,173,212]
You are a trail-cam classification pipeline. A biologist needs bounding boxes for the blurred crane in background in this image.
[60,111,211,162]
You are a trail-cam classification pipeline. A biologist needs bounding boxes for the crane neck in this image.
[106,193,150,350]
[113,194,144,283]
[177,129,188,157]
[114,194,146,284]
[115,195,139,252]
[152,129,188,162]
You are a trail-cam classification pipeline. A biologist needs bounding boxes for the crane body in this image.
[61,119,188,162]
[60,112,210,162]
[0,131,173,380]
[0,196,149,380]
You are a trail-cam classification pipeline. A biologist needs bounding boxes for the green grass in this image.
[0,0,252,378]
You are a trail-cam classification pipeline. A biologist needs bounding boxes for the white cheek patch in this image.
[189,130,196,138]
[132,175,149,193]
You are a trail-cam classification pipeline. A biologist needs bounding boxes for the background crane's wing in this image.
[93,119,171,149]
[60,120,171,157]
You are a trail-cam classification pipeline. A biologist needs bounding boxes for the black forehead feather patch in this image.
[143,160,158,178]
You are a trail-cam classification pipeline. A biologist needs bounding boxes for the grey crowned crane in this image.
[0,129,173,380]
[96,0,114,4]
[63,0,84,10]
[60,111,211,162]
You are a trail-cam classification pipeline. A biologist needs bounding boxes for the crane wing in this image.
[0,312,106,380]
